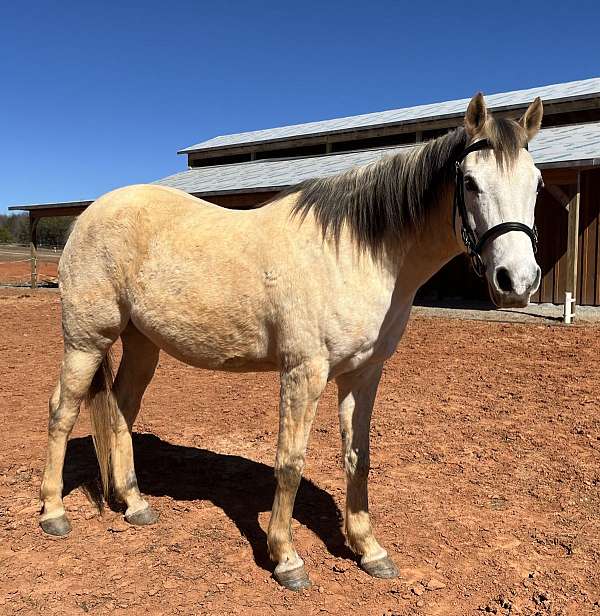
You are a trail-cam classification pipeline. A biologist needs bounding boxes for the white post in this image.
[564,291,576,324]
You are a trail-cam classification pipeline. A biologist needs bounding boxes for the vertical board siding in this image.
[532,187,568,304]
[578,169,600,305]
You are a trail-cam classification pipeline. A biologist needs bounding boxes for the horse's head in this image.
[456,93,543,308]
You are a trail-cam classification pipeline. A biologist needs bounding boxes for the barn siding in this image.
[578,169,600,305]
[524,168,600,306]
[531,181,571,304]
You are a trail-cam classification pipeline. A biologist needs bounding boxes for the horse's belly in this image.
[129,293,276,372]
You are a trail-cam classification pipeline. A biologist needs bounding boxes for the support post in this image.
[564,172,581,324]
[29,214,39,289]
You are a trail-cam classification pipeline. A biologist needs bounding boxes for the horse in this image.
[39,93,543,591]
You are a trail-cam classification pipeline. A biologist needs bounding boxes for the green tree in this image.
[37,217,74,247]
[0,226,13,243]
[0,213,74,247]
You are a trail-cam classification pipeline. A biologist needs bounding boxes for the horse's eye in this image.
[464,176,478,192]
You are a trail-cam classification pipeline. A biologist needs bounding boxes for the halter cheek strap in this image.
[453,139,538,278]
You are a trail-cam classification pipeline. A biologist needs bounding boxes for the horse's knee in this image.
[275,456,304,489]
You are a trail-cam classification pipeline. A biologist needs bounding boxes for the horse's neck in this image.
[392,187,461,296]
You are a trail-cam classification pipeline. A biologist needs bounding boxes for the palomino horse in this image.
[40,93,543,590]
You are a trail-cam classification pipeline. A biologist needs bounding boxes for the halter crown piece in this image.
[453,139,538,277]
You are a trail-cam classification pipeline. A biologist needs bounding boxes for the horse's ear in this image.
[465,92,488,137]
[519,97,543,141]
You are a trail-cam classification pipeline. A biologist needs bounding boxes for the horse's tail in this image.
[85,351,117,501]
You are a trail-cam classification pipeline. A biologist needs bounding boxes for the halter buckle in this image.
[470,252,485,278]
[461,226,474,252]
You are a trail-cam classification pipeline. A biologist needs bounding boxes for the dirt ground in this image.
[0,246,59,286]
[1,289,600,616]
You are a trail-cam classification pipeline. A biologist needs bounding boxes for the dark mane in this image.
[281,117,526,252]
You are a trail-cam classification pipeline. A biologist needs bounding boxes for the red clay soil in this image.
[0,261,58,286]
[1,289,600,615]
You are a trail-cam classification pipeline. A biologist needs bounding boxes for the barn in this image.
[10,76,600,312]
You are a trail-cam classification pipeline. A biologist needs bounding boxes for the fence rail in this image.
[0,244,62,286]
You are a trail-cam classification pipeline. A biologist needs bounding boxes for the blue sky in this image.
[1,1,600,213]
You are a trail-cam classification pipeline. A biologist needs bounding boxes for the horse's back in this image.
[61,184,264,285]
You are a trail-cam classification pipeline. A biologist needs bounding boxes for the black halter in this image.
[453,139,538,277]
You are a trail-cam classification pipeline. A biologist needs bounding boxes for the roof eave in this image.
[537,158,600,170]
[8,200,94,212]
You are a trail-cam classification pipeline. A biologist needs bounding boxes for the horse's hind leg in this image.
[336,363,398,579]
[111,323,159,524]
[40,347,106,535]
[267,358,328,591]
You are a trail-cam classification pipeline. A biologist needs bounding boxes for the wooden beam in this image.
[29,214,39,289]
[564,172,581,321]
[542,168,579,185]
[545,184,571,210]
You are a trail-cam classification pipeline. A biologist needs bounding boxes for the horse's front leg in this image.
[268,358,328,591]
[336,363,398,578]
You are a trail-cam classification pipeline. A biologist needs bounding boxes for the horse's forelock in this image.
[480,116,528,170]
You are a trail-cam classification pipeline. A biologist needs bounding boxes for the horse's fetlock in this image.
[123,470,139,492]
[267,527,293,560]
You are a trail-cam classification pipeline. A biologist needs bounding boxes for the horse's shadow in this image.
[63,433,352,571]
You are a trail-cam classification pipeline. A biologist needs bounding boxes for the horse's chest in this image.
[328,301,411,376]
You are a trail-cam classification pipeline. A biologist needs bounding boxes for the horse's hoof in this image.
[274,565,311,591]
[361,555,399,579]
[125,506,159,526]
[40,514,71,537]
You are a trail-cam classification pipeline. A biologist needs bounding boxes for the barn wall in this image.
[577,169,600,305]
[201,191,278,209]
[530,171,570,304]
[531,168,600,305]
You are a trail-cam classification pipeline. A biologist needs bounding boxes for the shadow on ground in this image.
[63,433,351,571]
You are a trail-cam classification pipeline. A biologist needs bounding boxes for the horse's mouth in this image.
[488,285,530,309]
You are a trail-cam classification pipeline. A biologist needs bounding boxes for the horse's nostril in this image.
[495,267,514,294]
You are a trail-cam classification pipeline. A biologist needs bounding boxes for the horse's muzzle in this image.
[488,263,541,308]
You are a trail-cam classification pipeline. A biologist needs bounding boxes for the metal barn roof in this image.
[179,77,600,154]
[10,120,600,213]
[156,122,600,196]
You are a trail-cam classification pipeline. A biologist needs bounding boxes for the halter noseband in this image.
[453,139,538,277]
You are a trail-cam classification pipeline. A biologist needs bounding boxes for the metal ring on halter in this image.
[453,139,538,278]
[470,251,485,278]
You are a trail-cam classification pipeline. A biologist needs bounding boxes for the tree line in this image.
[0,214,74,247]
